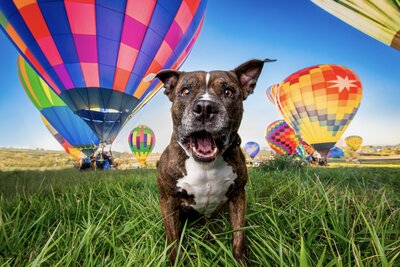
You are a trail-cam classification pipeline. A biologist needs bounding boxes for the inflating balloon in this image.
[129,125,156,167]
[301,140,316,155]
[41,115,82,162]
[345,135,363,151]
[266,120,300,155]
[312,0,400,51]
[18,56,99,149]
[244,142,260,159]
[276,64,362,156]
[327,146,344,158]
[266,84,279,104]
[1,0,207,145]
[296,143,307,158]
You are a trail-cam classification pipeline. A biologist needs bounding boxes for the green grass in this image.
[0,165,399,266]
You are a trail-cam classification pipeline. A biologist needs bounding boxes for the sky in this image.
[0,0,399,153]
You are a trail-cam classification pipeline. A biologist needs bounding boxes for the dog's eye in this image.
[224,88,235,98]
[181,88,190,96]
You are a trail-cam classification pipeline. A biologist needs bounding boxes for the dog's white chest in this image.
[177,157,237,217]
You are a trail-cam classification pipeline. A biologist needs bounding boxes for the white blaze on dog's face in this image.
[156,59,275,163]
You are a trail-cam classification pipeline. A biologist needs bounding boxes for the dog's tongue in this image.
[196,134,214,153]
[191,132,215,154]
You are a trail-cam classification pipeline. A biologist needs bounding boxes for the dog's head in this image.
[156,58,275,163]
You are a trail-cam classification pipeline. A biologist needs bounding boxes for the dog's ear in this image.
[156,70,181,102]
[233,58,276,100]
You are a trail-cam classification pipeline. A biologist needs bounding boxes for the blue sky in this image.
[0,0,399,153]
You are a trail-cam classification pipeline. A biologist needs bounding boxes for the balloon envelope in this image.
[300,140,315,155]
[276,64,362,156]
[345,135,363,151]
[311,0,400,51]
[327,146,344,158]
[296,143,307,158]
[128,125,156,167]
[266,120,300,155]
[1,0,207,144]
[18,56,99,149]
[266,84,279,104]
[244,142,260,159]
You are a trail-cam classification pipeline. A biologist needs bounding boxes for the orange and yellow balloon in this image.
[276,64,362,156]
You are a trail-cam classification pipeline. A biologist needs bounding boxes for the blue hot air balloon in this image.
[244,142,260,159]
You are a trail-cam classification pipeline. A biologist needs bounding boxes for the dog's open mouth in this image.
[189,131,218,162]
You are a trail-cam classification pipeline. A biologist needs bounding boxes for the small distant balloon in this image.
[345,135,363,151]
[244,142,260,159]
[128,125,156,167]
[327,146,344,158]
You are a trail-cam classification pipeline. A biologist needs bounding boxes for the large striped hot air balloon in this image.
[18,55,99,150]
[276,64,362,156]
[312,0,400,51]
[128,125,156,167]
[345,135,363,151]
[0,0,207,145]
[266,120,300,155]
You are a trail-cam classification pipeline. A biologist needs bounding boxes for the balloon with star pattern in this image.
[276,64,362,156]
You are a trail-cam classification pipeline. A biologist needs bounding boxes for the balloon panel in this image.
[244,141,260,159]
[276,64,362,149]
[1,0,207,144]
[266,120,300,155]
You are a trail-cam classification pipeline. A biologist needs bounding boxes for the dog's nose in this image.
[192,100,219,122]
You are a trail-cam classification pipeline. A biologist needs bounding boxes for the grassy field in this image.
[0,162,399,266]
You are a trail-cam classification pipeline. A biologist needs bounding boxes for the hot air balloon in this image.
[266,120,300,155]
[128,125,156,167]
[296,143,307,158]
[311,0,400,51]
[244,142,260,159]
[301,140,316,155]
[41,115,82,162]
[327,146,344,158]
[345,135,363,151]
[0,0,207,145]
[18,55,99,151]
[276,64,362,156]
[266,84,279,104]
